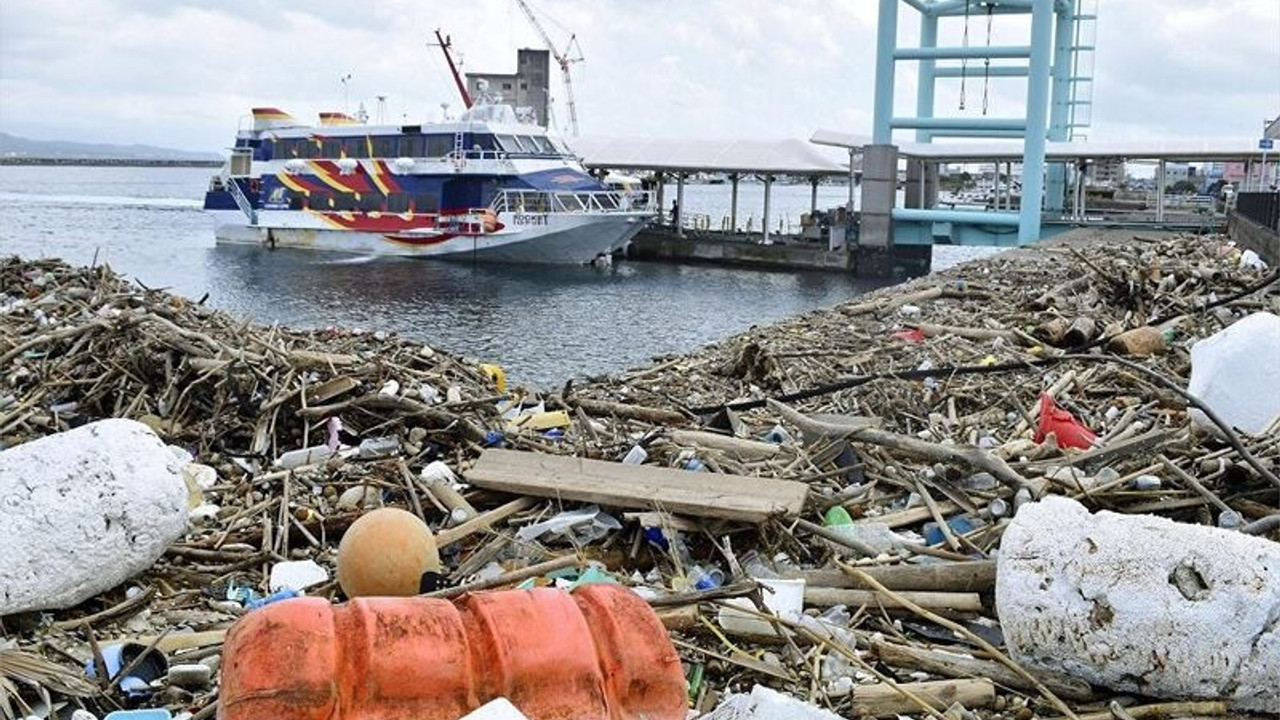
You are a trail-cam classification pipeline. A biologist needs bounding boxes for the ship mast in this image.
[432,29,473,109]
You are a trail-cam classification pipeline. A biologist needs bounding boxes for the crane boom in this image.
[513,0,581,136]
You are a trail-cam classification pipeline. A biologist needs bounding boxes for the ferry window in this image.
[358,193,383,212]
[495,135,519,153]
[400,136,424,158]
[518,136,542,153]
[413,194,439,213]
[546,137,569,155]
[373,136,396,157]
[470,135,497,151]
[288,191,305,210]
[527,136,551,153]
[301,139,319,159]
[386,193,410,213]
[321,139,341,157]
[342,138,367,158]
[332,193,356,211]
[309,191,333,210]
[425,135,452,157]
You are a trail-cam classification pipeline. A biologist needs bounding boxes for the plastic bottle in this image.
[687,564,724,591]
[622,445,647,465]
[739,550,780,579]
[357,436,400,459]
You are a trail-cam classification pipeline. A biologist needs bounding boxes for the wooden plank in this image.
[465,448,807,522]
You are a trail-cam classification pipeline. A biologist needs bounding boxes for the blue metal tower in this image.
[864,0,1090,251]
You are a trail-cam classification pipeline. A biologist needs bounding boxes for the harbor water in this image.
[0,165,995,387]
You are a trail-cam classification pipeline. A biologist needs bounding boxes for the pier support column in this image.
[729,173,740,232]
[1018,0,1054,243]
[905,159,937,209]
[676,172,686,238]
[810,176,819,216]
[762,174,774,244]
[858,144,898,277]
[655,172,666,226]
[1156,159,1166,224]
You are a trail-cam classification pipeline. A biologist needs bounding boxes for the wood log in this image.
[466,448,808,522]
[436,497,535,547]
[769,400,1033,492]
[805,587,983,612]
[873,640,1094,701]
[787,560,996,593]
[569,397,687,426]
[852,678,995,717]
[669,429,792,461]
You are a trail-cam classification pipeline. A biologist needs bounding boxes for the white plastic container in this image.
[717,578,805,637]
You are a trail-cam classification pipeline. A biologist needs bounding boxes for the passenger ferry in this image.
[202,97,654,264]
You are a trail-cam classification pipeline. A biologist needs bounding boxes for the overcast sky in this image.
[1,1,1276,152]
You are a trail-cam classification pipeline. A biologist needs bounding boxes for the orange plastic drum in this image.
[218,584,686,720]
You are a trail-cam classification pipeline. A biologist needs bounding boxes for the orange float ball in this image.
[337,507,441,598]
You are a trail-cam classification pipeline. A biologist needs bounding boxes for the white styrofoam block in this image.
[699,685,843,720]
[458,698,531,720]
[996,496,1280,713]
[1188,312,1280,435]
[1,419,189,614]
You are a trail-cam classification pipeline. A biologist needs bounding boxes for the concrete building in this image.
[465,48,550,127]
[1085,158,1126,188]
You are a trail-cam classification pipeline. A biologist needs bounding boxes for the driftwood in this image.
[769,399,1034,492]
[873,640,1094,701]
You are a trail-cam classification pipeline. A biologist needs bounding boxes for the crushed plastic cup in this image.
[85,643,169,697]
[890,328,925,343]
[1034,393,1097,450]
[483,430,505,448]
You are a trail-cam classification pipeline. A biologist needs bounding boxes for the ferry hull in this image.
[211,212,652,264]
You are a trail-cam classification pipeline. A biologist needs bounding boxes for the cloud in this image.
[0,0,1275,151]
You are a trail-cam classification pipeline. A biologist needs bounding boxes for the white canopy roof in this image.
[811,129,1270,162]
[569,136,850,175]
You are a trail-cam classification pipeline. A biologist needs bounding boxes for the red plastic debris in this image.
[891,328,926,343]
[1034,392,1097,450]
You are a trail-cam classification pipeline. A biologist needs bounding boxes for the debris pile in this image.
[1,229,1278,720]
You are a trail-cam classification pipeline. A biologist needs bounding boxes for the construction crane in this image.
[513,0,583,136]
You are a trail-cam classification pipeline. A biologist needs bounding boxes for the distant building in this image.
[1085,158,1126,187]
[1163,162,1191,186]
[465,49,550,127]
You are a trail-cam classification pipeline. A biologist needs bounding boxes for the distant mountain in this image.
[0,132,223,161]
